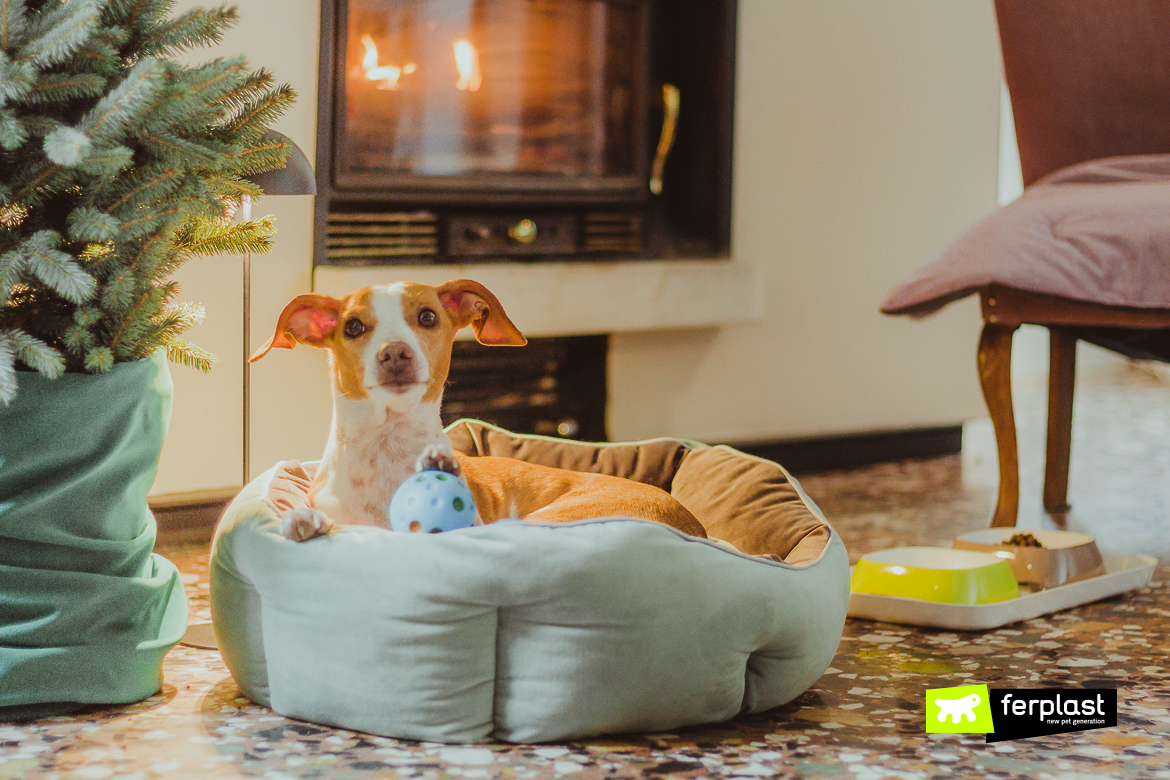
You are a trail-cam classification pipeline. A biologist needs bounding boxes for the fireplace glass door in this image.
[337,0,647,194]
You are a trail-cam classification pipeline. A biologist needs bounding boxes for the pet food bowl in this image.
[952,529,1104,589]
[850,547,1020,605]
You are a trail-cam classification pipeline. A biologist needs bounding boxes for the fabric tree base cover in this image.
[0,352,188,718]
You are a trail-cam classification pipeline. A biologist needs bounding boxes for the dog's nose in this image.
[378,342,415,370]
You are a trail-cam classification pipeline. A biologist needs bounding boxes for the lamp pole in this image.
[241,194,253,485]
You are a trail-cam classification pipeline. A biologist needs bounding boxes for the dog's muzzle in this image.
[377,341,421,390]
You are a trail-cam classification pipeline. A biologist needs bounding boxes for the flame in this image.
[453,39,482,92]
[360,34,409,90]
[361,34,379,71]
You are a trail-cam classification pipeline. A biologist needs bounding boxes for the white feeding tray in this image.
[848,552,1156,631]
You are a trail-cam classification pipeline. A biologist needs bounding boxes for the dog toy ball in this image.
[389,471,477,534]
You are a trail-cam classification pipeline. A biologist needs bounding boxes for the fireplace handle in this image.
[649,83,680,195]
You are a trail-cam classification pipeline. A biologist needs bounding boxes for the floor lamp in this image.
[240,132,316,486]
[181,133,314,651]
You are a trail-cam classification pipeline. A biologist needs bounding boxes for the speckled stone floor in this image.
[3,352,1169,779]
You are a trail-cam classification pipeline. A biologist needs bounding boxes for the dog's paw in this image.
[281,507,334,542]
[416,444,462,476]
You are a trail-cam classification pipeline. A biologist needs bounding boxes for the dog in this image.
[249,279,707,541]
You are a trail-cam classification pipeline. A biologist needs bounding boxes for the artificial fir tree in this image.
[0,0,295,404]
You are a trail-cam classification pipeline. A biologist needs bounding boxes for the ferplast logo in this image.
[926,685,995,734]
[925,686,1118,742]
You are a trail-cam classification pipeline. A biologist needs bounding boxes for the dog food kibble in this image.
[1005,532,1044,548]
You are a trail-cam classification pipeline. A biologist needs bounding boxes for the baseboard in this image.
[151,487,238,545]
[726,425,964,475]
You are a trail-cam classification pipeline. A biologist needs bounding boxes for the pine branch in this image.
[0,247,24,305]
[63,25,123,78]
[229,136,288,176]
[7,158,65,207]
[67,207,119,242]
[0,52,36,103]
[145,57,244,131]
[17,71,107,105]
[199,170,262,201]
[18,0,105,69]
[109,0,173,31]
[173,214,274,258]
[84,344,113,371]
[219,81,296,143]
[165,338,214,373]
[212,66,273,114]
[21,230,97,304]
[78,143,132,177]
[0,0,28,52]
[143,299,203,347]
[108,284,163,358]
[3,326,65,377]
[100,265,136,313]
[139,129,225,166]
[139,5,236,57]
[79,56,163,144]
[0,108,28,150]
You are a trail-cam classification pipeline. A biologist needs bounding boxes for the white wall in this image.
[609,0,1001,443]
[154,0,325,494]
[152,0,1002,496]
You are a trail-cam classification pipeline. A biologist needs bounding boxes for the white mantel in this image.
[313,260,759,337]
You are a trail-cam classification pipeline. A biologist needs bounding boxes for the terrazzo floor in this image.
[4,352,1170,779]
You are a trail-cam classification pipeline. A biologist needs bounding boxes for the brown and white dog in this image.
[249,279,707,541]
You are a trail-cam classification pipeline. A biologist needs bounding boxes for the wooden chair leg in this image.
[978,322,1020,528]
[1043,329,1077,514]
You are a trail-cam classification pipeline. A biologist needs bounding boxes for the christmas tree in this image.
[0,0,296,404]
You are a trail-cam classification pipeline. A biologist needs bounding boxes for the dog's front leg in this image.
[281,507,335,542]
[415,443,462,477]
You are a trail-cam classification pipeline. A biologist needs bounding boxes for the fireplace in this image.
[314,0,737,440]
[314,0,737,266]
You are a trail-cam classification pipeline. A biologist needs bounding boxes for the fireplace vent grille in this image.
[583,212,644,255]
[440,336,607,441]
[326,211,438,263]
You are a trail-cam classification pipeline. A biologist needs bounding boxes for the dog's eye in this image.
[418,308,438,328]
[343,318,366,338]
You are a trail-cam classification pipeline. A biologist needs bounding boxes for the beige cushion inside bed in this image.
[446,420,830,565]
[266,420,833,568]
[262,421,832,567]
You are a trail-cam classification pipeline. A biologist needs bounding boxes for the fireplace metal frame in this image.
[312,0,738,267]
[318,0,652,204]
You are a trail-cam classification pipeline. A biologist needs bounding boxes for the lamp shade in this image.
[245,131,316,196]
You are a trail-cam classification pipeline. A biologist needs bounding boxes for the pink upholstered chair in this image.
[881,0,1170,528]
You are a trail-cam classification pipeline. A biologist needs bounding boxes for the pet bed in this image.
[209,420,850,743]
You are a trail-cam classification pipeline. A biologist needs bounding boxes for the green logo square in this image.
[926,684,995,734]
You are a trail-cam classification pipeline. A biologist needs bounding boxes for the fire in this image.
[357,34,480,93]
[360,34,415,90]
[453,39,482,92]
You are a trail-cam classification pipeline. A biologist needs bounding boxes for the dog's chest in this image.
[316,425,436,525]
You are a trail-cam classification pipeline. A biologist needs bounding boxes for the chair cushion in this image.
[881,154,1170,316]
[209,423,850,743]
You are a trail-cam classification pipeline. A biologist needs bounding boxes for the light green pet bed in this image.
[210,421,849,743]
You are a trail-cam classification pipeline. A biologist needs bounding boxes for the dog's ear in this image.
[249,294,344,362]
[435,279,527,346]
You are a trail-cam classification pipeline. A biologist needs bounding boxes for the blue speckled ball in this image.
[388,470,477,534]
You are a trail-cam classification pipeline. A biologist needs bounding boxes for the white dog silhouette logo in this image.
[935,693,981,723]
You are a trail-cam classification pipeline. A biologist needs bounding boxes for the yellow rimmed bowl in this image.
[953,529,1104,589]
[850,547,1020,605]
